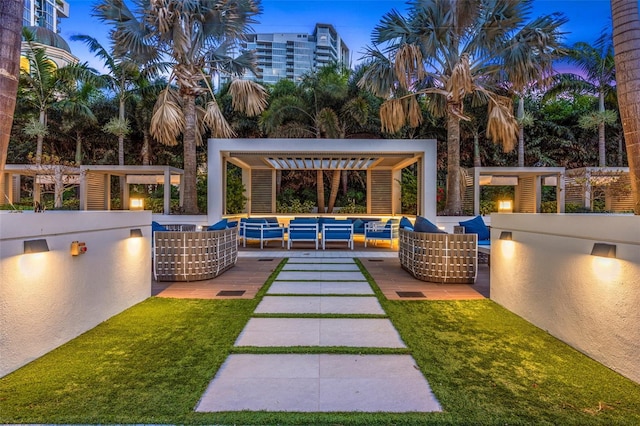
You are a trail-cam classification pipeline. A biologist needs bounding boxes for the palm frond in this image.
[316,108,343,139]
[229,79,268,116]
[394,44,426,90]
[379,98,406,134]
[151,89,185,146]
[486,96,518,152]
[203,100,235,138]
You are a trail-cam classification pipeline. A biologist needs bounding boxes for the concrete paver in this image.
[255,296,384,314]
[277,271,366,281]
[282,263,361,271]
[196,354,441,412]
[268,281,373,295]
[235,318,406,348]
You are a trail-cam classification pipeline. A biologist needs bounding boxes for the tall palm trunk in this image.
[36,109,46,165]
[517,96,525,167]
[0,0,23,204]
[598,90,606,167]
[611,0,640,214]
[473,131,482,167]
[75,130,83,164]
[327,170,341,213]
[118,96,126,203]
[141,127,151,165]
[182,94,199,214]
[444,114,462,215]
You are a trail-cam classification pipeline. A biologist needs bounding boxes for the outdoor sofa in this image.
[399,217,478,283]
[153,227,238,282]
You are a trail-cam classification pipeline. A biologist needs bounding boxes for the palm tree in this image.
[359,0,566,214]
[94,0,268,214]
[544,31,617,167]
[611,0,640,214]
[0,0,24,202]
[261,63,368,213]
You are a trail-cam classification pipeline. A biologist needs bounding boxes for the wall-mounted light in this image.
[24,239,49,254]
[130,228,143,238]
[130,198,144,210]
[591,243,616,259]
[498,200,513,213]
[499,231,512,240]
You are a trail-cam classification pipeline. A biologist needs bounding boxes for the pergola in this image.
[462,167,566,214]
[207,138,437,222]
[1,164,183,215]
[565,167,633,212]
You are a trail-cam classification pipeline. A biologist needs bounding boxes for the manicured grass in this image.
[1,259,639,425]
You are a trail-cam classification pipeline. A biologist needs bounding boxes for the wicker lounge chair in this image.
[399,228,477,283]
[154,228,238,281]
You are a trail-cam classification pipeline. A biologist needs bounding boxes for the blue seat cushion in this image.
[290,231,317,240]
[227,221,238,228]
[262,229,284,238]
[367,231,391,238]
[478,239,491,246]
[152,221,168,233]
[292,217,318,224]
[413,216,445,233]
[325,230,351,239]
[352,219,364,234]
[399,216,413,229]
[459,216,490,241]
[207,218,228,231]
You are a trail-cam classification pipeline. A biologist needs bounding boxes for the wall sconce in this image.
[130,198,144,210]
[499,231,513,240]
[591,243,616,258]
[24,239,49,254]
[498,200,513,213]
[130,228,143,238]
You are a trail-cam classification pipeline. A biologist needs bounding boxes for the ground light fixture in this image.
[498,200,513,213]
[130,198,144,210]
[130,228,143,238]
[591,243,617,259]
[23,239,49,254]
[499,231,513,240]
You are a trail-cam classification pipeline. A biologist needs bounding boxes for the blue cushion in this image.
[152,221,168,233]
[459,216,490,241]
[207,219,228,231]
[478,239,491,246]
[413,216,445,233]
[405,226,414,232]
[399,216,413,229]
[227,221,238,228]
[352,218,364,229]
[246,218,268,224]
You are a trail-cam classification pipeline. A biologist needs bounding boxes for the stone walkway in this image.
[195,256,442,413]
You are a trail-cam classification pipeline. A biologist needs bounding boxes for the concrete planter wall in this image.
[0,211,152,378]
[490,213,640,383]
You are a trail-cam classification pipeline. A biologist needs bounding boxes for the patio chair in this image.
[321,220,354,250]
[364,219,399,248]
[243,218,285,249]
[288,219,320,249]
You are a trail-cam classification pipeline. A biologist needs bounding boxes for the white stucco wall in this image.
[0,211,151,378]
[490,213,640,383]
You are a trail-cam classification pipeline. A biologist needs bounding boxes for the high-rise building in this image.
[238,23,350,84]
[21,0,77,69]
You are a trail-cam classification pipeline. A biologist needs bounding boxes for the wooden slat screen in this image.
[370,169,392,214]
[86,172,107,210]
[251,169,273,213]
[517,176,536,213]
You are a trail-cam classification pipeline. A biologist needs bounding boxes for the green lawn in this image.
[1,261,639,425]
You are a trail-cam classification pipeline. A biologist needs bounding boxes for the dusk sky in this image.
[61,0,617,72]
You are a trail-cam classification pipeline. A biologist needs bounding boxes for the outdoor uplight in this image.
[499,231,512,241]
[498,200,513,213]
[24,239,49,254]
[130,228,143,238]
[591,243,616,259]
[130,198,144,210]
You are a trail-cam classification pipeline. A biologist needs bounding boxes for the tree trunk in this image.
[598,90,606,167]
[517,96,525,167]
[327,170,341,213]
[118,96,126,204]
[141,127,150,165]
[75,130,82,165]
[36,109,46,165]
[316,170,325,213]
[618,135,624,166]
[341,170,348,194]
[0,0,23,204]
[182,94,199,214]
[611,0,640,214]
[473,131,481,167]
[444,114,462,215]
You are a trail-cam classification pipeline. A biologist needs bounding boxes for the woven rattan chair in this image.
[399,228,477,283]
[153,228,238,281]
